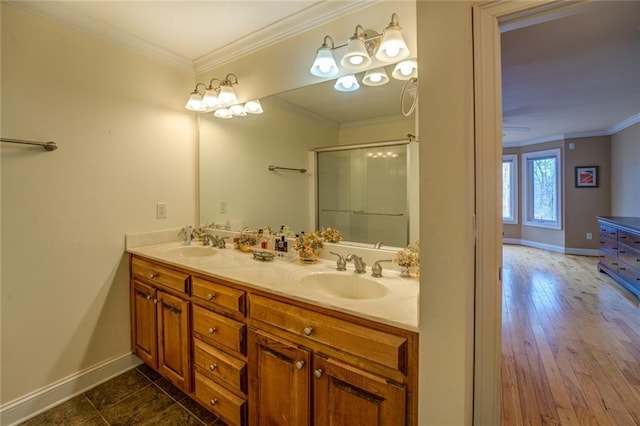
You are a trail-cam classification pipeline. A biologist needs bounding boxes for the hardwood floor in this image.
[501,245,640,426]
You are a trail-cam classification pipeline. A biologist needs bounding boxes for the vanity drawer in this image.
[599,224,618,240]
[249,294,408,374]
[618,244,640,267]
[618,261,640,288]
[194,338,246,395]
[192,277,246,317]
[619,230,640,250]
[194,371,246,426]
[131,257,189,294]
[193,305,245,355]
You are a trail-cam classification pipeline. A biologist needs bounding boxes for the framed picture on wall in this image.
[575,166,599,188]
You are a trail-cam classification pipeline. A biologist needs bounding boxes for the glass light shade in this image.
[310,47,339,77]
[202,88,220,109]
[244,99,264,114]
[340,37,371,71]
[213,108,233,119]
[334,75,360,92]
[218,85,238,106]
[362,68,389,86]
[229,104,247,116]
[375,27,410,62]
[185,92,204,111]
[392,59,417,80]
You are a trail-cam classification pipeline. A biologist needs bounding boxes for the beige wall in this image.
[564,136,611,249]
[611,123,640,216]
[1,4,195,403]
[417,2,475,424]
[503,136,613,252]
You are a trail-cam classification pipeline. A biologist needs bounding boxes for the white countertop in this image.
[127,240,419,332]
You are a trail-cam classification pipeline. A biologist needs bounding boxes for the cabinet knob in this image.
[210,398,218,406]
[208,327,217,334]
[303,327,313,336]
[314,369,323,378]
[148,272,159,279]
[207,293,216,300]
[146,295,152,301]
[209,364,217,372]
[154,299,159,305]
[295,361,305,370]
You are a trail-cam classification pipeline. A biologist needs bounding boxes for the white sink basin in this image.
[163,245,217,258]
[297,272,388,300]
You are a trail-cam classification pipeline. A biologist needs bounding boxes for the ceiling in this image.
[7,1,639,144]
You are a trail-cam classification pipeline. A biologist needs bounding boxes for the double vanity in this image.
[127,231,419,426]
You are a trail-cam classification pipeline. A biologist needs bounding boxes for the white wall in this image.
[1,3,195,405]
[611,122,640,216]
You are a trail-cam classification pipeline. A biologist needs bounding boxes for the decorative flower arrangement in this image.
[293,231,324,259]
[395,240,420,277]
[320,227,342,243]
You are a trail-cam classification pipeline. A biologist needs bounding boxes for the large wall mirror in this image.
[198,73,418,248]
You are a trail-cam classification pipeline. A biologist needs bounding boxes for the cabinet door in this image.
[313,355,406,426]
[157,290,192,392]
[131,280,157,367]
[248,328,311,426]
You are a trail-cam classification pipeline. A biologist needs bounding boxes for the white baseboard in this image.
[0,352,142,426]
[503,238,599,257]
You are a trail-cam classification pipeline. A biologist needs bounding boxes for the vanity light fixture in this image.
[310,13,410,77]
[334,75,360,92]
[362,67,389,86]
[376,13,410,62]
[391,59,417,80]
[184,73,264,119]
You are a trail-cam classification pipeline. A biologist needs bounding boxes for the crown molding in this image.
[193,1,380,74]
[7,1,196,74]
[503,112,640,147]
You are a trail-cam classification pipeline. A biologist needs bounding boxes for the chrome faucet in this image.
[346,254,366,274]
[329,252,347,271]
[201,233,216,246]
[215,236,229,249]
[371,259,393,278]
[373,241,383,249]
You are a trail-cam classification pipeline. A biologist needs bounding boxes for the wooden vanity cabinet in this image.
[130,257,191,392]
[247,293,416,425]
[130,255,418,425]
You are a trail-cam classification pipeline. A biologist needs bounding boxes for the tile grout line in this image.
[82,394,110,426]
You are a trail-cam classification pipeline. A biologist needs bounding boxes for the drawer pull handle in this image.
[610,232,616,235]
[295,361,305,370]
[621,236,628,239]
[620,267,626,271]
[149,272,159,279]
[207,293,216,300]
[636,258,640,262]
[303,327,313,336]
[620,250,626,254]
[208,327,217,334]
[314,369,323,379]
[209,363,217,372]
[210,398,218,406]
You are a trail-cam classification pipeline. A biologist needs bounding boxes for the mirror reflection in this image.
[198,71,416,247]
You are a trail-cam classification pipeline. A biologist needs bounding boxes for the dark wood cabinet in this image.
[597,216,640,299]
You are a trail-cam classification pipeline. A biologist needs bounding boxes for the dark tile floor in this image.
[19,364,225,426]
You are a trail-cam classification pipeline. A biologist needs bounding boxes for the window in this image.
[502,154,518,224]
[522,148,561,229]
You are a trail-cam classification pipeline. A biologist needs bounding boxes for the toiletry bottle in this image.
[281,236,288,252]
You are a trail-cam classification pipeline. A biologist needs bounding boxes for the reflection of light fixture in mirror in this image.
[362,68,389,86]
[310,36,339,77]
[334,75,360,92]
[341,25,371,71]
[376,13,410,62]
[214,108,233,119]
[229,104,247,116]
[244,99,263,114]
[392,59,417,80]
